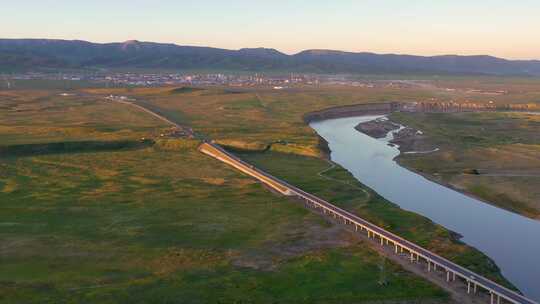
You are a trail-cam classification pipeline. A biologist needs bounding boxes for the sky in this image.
[2,0,539,59]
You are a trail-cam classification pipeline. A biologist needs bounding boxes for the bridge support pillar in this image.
[491,293,494,304]
[395,245,398,254]
[446,271,450,282]
[410,252,414,262]
[467,281,471,294]
[428,261,431,272]
[452,272,456,281]
[474,283,477,294]
[355,225,358,231]
[380,237,384,246]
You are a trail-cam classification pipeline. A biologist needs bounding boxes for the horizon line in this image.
[2,36,539,62]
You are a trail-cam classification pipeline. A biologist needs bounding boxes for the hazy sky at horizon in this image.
[2,0,539,59]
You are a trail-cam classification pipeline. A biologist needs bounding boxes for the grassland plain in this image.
[0,90,170,145]
[389,111,540,220]
[1,90,450,303]
[83,85,522,283]
[82,85,444,152]
[4,81,537,303]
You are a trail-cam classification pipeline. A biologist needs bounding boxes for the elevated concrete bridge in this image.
[200,141,538,304]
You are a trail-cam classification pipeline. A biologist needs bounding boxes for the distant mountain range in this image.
[1,38,540,76]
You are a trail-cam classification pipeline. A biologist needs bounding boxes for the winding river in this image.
[310,115,540,302]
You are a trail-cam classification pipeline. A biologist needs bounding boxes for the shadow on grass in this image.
[0,140,154,158]
[168,87,206,94]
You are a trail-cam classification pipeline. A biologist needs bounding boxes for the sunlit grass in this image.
[0,89,450,303]
[391,111,540,219]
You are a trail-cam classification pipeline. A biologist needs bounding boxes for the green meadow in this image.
[5,80,538,302]
[1,89,448,303]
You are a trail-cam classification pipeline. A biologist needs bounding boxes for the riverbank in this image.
[353,111,540,220]
[303,102,399,122]
[388,111,540,221]
[350,117,497,214]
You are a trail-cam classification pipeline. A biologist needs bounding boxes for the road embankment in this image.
[198,142,294,196]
